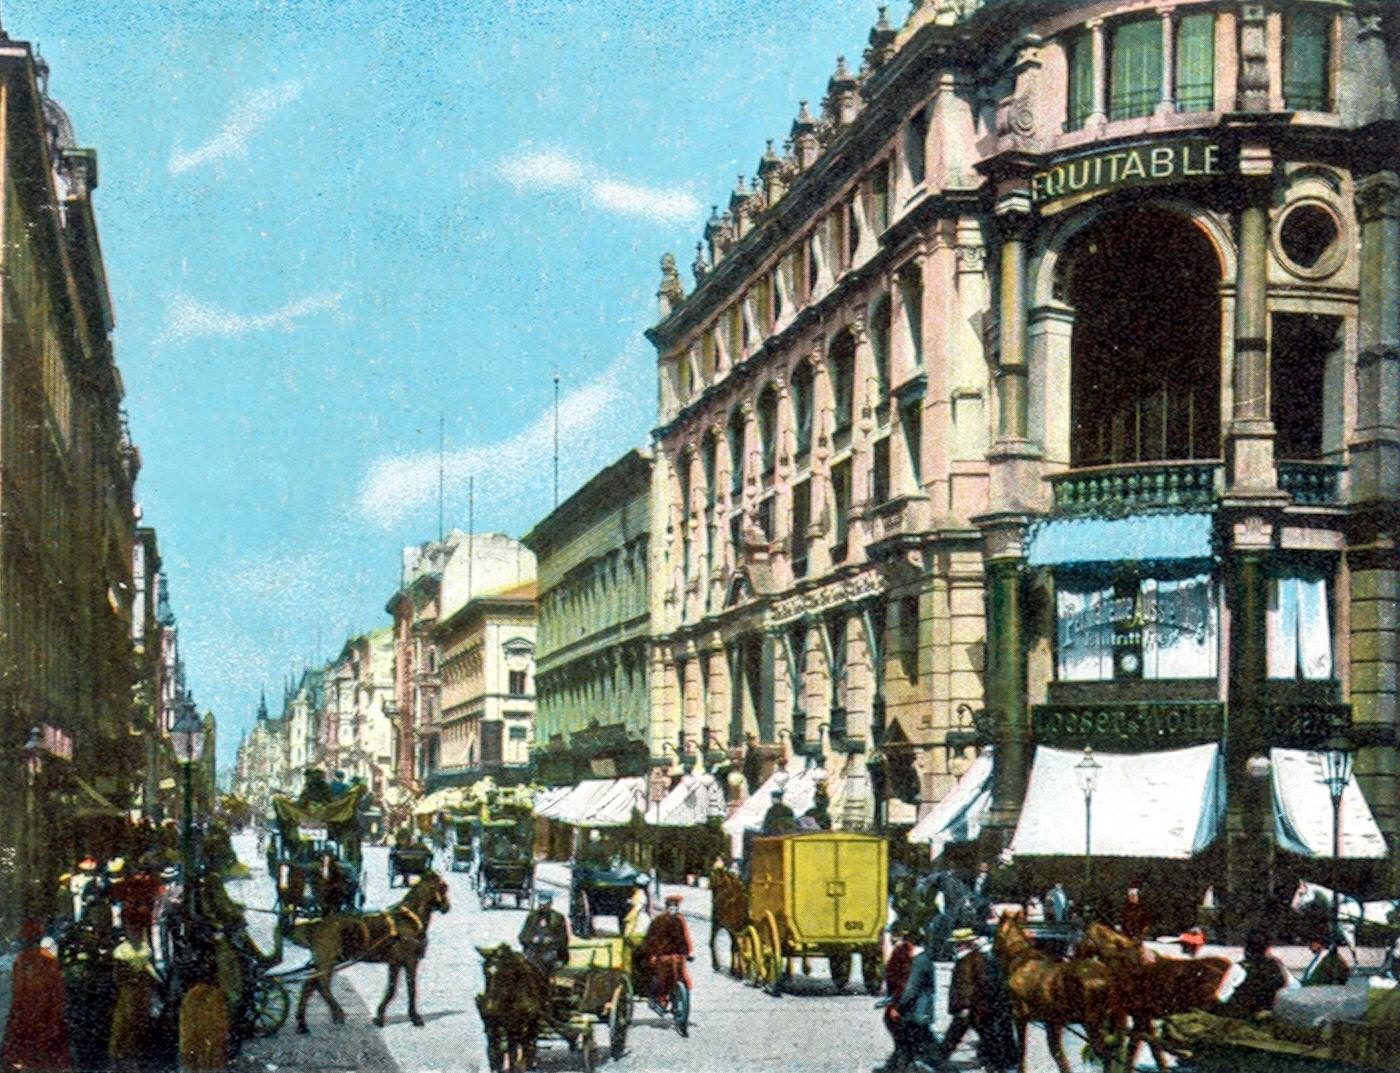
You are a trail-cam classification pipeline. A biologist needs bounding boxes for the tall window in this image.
[826,613,848,740]
[792,362,815,459]
[757,497,774,542]
[1284,8,1332,112]
[870,295,892,405]
[787,624,808,743]
[830,331,856,435]
[904,107,928,187]
[901,399,923,489]
[758,386,779,476]
[831,460,852,562]
[702,432,718,509]
[728,408,746,495]
[846,195,861,261]
[1066,30,1094,130]
[898,265,923,369]
[872,436,891,506]
[1175,12,1215,112]
[1109,18,1162,121]
[508,670,528,696]
[1267,569,1333,681]
[869,161,891,233]
[791,480,811,578]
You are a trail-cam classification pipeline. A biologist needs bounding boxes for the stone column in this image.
[810,353,836,577]
[989,203,1042,513]
[1088,19,1107,126]
[980,525,1029,848]
[1352,172,1400,504]
[1156,8,1175,115]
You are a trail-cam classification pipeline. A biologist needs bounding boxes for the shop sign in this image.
[1031,139,1226,206]
[1032,701,1223,748]
[769,567,885,625]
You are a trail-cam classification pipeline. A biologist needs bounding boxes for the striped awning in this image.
[1027,512,1214,567]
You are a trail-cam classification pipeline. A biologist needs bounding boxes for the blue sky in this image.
[11,1,879,769]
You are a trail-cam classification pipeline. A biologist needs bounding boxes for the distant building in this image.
[322,629,396,801]
[524,449,654,784]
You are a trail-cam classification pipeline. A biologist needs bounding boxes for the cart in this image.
[570,861,648,938]
[451,817,478,873]
[539,936,637,1071]
[389,842,435,887]
[722,831,887,996]
[477,816,536,908]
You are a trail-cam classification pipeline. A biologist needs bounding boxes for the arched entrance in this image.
[1064,207,1222,467]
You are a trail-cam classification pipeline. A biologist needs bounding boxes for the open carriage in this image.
[478,811,537,909]
[711,831,886,995]
[269,787,366,930]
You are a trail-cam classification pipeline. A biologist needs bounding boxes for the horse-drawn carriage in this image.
[711,831,886,995]
[452,816,478,872]
[389,840,435,888]
[478,814,537,910]
[269,788,365,930]
[569,860,648,938]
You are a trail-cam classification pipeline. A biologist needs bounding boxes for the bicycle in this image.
[647,952,691,1038]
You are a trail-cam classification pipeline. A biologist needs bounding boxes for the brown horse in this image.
[994,910,1119,1073]
[291,870,451,1034]
[1075,921,1232,1071]
[475,944,552,1073]
[708,859,748,975]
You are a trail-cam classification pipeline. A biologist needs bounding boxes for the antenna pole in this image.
[553,365,561,508]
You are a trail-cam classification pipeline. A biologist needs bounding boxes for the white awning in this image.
[577,777,648,827]
[540,779,617,825]
[1010,743,1223,859]
[413,787,467,816]
[907,749,994,856]
[532,785,572,818]
[1270,749,1388,860]
[722,765,824,837]
[648,773,727,827]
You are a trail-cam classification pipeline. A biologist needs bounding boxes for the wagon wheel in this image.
[761,911,784,994]
[828,949,852,991]
[607,981,631,1059]
[249,974,290,1037]
[740,925,763,987]
[579,1027,597,1073]
[862,944,885,996]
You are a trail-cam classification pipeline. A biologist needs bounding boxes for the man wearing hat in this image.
[1300,934,1350,986]
[761,789,797,836]
[519,890,570,976]
[874,927,918,1073]
[642,894,694,1009]
[891,922,943,1071]
[939,928,1018,1072]
[1120,879,1151,940]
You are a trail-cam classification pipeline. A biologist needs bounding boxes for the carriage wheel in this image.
[761,912,784,994]
[607,981,631,1059]
[741,925,763,987]
[579,1029,597,1073]
[249,975,290,1037]
[862,945,885,996]
[828,950,852,991]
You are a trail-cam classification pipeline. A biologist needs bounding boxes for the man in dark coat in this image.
[874,929,917,1073]
[761,790,797,836]
[641,894,694,1008]
[1220,929,1293,1017]
[893,925,942,1070]
[939,927,1018,1072]
[519,890,570,976]
[2,919,72,1072]
[1120,879,1151,940]
[1300,936,1350,986]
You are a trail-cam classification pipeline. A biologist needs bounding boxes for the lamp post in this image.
[1320,734,1353,951]
[171,705,206,884]
[1074,746,1102,905]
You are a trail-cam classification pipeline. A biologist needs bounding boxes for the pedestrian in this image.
[1300,934,1350,986]
[67,857,99,921]
[1120,878,1151,940]
[60,891,117,1072]
[892,923,943,1072]
[1,919,72,1072]
[938,927,1018,1073]
[1044,882,1070,923]
[1219,929,1297,1017]
[760,789,797,836]
[177,930,229,1073]
[109,920,157,1071]
[1173,926,1207,957]
[641,894,695,1010]
[874,928,917,1073]
[329,769,349,797]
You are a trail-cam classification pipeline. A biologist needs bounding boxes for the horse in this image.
[993,910,1119,1073]
[709,859,749,975]
[475,943,552,1073]
[1075,921,1232,1071]
[290,870,450,1034]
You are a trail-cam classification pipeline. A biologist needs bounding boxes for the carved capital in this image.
[955,243,986,273]
[1357,172,1400,224]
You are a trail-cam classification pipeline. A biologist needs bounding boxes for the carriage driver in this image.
[519,890,570,976]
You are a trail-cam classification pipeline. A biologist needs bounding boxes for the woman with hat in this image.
[939,927,1017,1073]
[1,919,71,1071]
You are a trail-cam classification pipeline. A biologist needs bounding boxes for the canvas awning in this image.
[411,787,465,816]
[1270,748,1388,859]
[1027,512,1214,567]
[1010,743,1223,858]
[647,773,726,827]
[536,779,612,823]
[532,785,572,818]
[907,749,994,856]
[722,766,824,837]
[576,777,648,827]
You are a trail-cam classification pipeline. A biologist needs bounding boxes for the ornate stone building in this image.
[649,0,1399,905]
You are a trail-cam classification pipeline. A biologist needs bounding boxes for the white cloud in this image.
[156,291,342,344]
[229,552,329,599]
[496,144,700,226]
[170,79,305,175]
[356,349,650,530]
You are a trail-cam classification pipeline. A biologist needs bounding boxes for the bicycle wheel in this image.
[670,979,689,1038]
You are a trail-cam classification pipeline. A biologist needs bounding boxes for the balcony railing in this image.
[1278,461,1345,506]
[1049,461,1220,516]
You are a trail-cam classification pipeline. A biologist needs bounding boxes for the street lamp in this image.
[171,705,206,884]
[1320,734,1354,951]
[1074,746,1102,904]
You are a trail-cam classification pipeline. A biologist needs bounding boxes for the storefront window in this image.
[1175,13,1215,112]
[1267,572,1333,680]
[1056,571,1218,681]
[1109,18,1161,121]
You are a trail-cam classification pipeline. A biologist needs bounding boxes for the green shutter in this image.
[1067,32,1094,130]
[1175,13,1215,112]
[1285,9,1331,111]
[1110,18,1161,121]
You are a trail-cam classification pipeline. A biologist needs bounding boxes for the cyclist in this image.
[641,894,693,1012]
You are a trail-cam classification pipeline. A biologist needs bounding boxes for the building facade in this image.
[321,629,396,799]
[524,449,654,785]
[648,0,1399,901]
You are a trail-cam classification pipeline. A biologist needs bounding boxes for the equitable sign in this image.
[1031,139,1225,205]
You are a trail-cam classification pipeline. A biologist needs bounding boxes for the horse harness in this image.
[356,905,426,946]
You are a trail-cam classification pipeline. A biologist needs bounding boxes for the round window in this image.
[1274,201,1345,278]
